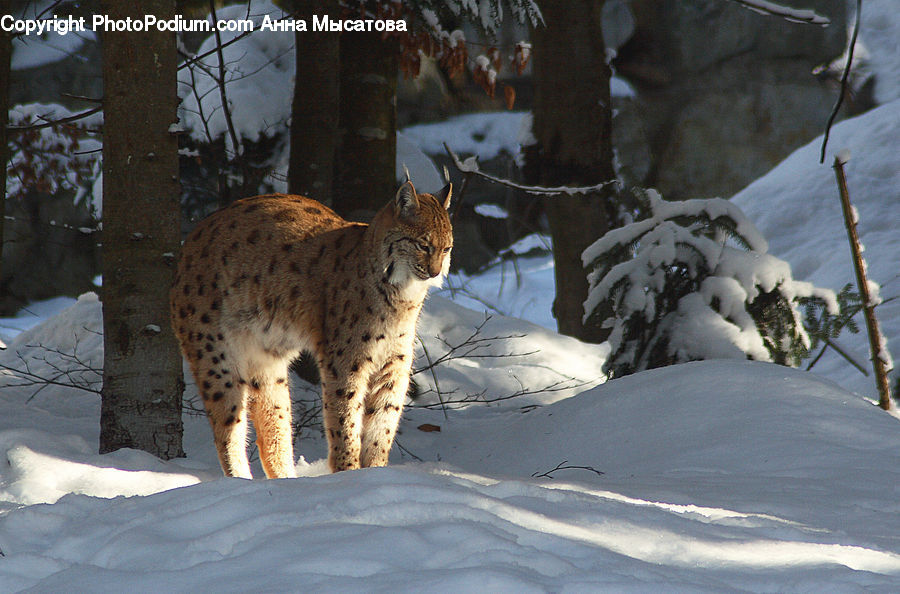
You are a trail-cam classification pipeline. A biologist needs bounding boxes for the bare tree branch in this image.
[417,336,448,419]
[208,0,242,159]
[444,143,620,196]
[0,340,102,400]
[531,460,605,479]
[7,105,102,132]
[819,0,861,163]
[410,376,591,410]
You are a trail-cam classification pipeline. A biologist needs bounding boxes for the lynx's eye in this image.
[442,246,452,254]
[415,241,430,253]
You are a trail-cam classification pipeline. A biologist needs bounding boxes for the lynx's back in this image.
[171,182,452,478]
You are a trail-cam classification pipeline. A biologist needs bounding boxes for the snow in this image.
[667,292,770,362]
[857,0,900,104]
[729,0,830,25]
[582,199,830,371]
[10,0,96,71]
[402,111,531,161]
[11,31,93,71]
[473,202,509,218]
[2,292,900,590]
[436,100,896,389]
[396,132,445,193]
[441,241,557,329]
[0,297,77,344]
[731,98,900,397]
[2,120,900,587]
[177,1,293,151]
[2,13,899,587]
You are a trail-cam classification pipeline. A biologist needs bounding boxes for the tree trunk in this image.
[0,0,11,298]
[527,0,617,343]
[334,30,398,220]
[99,0,184,458]
[288,0,340,205]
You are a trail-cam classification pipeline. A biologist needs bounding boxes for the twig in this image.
[7,105,102,132]
[450,171,471,223]
[417,336,448,419]
[441,276,513,318]
[531,460,604,479]
[395,439,423,461]
[60,93,103,104]
[208,0,242,159]
[176,3,255,71]
[0,341,102,400]
[410,376,591,410]
[807,336,870,375]
[833,154,893,409]
[444,143,619,196]
[820,0,861,163]
[186,58,215,145]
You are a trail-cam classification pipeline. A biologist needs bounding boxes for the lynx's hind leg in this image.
[247,362,296,479]
[185,351,252,479]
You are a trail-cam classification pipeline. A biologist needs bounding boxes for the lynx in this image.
[170,181,452,478]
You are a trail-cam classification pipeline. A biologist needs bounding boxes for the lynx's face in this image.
[376,181,453,291]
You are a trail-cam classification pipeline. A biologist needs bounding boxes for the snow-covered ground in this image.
[1,292,899,591]
[731,98,900,398]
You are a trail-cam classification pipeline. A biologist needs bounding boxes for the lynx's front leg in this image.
[361,353,412,468]
[320,358,373,472]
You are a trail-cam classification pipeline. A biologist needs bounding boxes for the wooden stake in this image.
[833,154,893,410]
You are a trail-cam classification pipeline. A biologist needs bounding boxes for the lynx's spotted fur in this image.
[170,181,452,477]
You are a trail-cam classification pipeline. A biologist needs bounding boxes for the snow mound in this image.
[0,296,76,344]
[2,361,900,591]
[437,360,898,482]
[414,296,608,409]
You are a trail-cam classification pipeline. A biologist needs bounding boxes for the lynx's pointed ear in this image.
[434,183,452,210]
[395,181,419,218]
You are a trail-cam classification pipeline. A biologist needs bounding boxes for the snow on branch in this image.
[583,188,849,378]
[726,0,830,26]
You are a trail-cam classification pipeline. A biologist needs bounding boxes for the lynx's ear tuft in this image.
[434,183,452,210]
[395,181,419,218]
